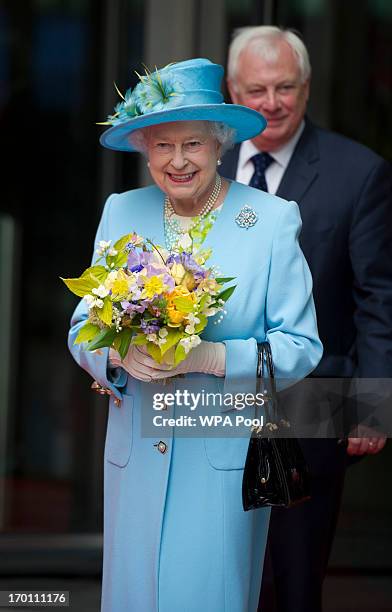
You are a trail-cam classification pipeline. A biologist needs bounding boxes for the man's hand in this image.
[347,425,387,455]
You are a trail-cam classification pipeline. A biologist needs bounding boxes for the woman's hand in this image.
[109,341,226,382]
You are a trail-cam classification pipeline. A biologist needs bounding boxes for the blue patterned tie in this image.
[249,152,274,192]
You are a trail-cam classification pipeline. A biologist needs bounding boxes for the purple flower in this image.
[162,273,175,291]
[121,300,149,314]
[127,248,141,271]
[166,253,179,266]
[140,251,156,266]
[140,319,160,334]
[127,249,156,271]
[167,252,206,279]
[145,264,164,277]
[131,263,144,273]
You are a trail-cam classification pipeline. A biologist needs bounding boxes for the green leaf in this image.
[113,328,133,360]
[107,252,128,268]
[194,315,207,334]
[160,328,182,356]
[215,276,236,284]
[172,297,195,313]
[162,346,175,366]
[216,284,236,303]
[61,265,108,298]
[74,322,101,344]
[198,293,210,311]
[106,235,131,267]
[143,313,158,321]
[114,233,134,252]
[61,275,99,298]
[146,342,163,364]
[97,298,113,326]
[174,342,187,366]
[81,265,108,282]
[87,327,117,351]
[132,334,148,346]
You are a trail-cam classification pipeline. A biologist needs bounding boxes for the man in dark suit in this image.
[222,26,391,612]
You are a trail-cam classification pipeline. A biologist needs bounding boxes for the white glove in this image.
[109,341,226,382]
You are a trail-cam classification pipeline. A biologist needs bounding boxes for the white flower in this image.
[92,284,110,298]
[178,233,192,250]
[204,307,218,317]
[99,240,111,249]
[108,247,118,256]
[147,333,158,343]
[84,294,104,309]
[185,324,195,335]
[106,270,118,283]
[186,312,200,325]
[158,328,168,338]
[157,337,167,346]
[96,240,112,255]
[180,334,201,354]
[189,335,201,349]
[129,233,144,247]
[84,294,95,306]
[179,337,191,353]
[130,286,143,300]
[84,294,103,309]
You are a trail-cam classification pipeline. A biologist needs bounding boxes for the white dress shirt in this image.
[235,121,305,195]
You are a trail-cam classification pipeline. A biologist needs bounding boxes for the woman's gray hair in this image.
[228,26,311,85]
[128,121,236,155]
[208,122,236,154]
[128,128,150,154]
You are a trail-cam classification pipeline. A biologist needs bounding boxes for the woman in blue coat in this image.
[68,58,322,611]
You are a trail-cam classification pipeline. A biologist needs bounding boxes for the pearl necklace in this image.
[164,174,222,250]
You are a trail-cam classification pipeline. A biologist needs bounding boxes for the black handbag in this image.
[242,342,311,511]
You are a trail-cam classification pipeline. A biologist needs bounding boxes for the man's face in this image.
[228,40,310,152]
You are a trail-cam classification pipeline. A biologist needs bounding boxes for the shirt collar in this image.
[238,120,305,170]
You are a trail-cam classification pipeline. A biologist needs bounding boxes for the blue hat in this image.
[99,58,267,152]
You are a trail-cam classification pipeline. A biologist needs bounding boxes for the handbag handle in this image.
[256,342,279,428]
[257,342,277,395]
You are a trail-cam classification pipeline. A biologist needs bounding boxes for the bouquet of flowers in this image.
[62,233,235,366]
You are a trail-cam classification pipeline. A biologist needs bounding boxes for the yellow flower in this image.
[198,277,220,293]
[171,262,186,285]
[167,305,186,325]
[142,275,165,299]
[167,286,195,305]
[182,271,196,291]
[166,286,196,325]
[107,269,134,299]
[170,262,195,290]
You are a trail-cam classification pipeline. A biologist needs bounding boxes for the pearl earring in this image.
[217,159,222,166]
[147,161,150,168]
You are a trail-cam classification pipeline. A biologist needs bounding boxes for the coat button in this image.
[154,441,167,454]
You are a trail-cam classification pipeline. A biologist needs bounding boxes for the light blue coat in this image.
[68,181,322,612]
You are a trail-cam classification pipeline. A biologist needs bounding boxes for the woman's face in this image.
[146,121,221,207]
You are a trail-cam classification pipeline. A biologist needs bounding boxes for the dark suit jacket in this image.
[221,119,392,378]
[221,120,392,447]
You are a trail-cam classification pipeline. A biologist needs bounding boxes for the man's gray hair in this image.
[129,121,236,155]
[228,26,311,84]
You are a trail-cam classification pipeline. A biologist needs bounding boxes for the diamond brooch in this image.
[235,205,258,229]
